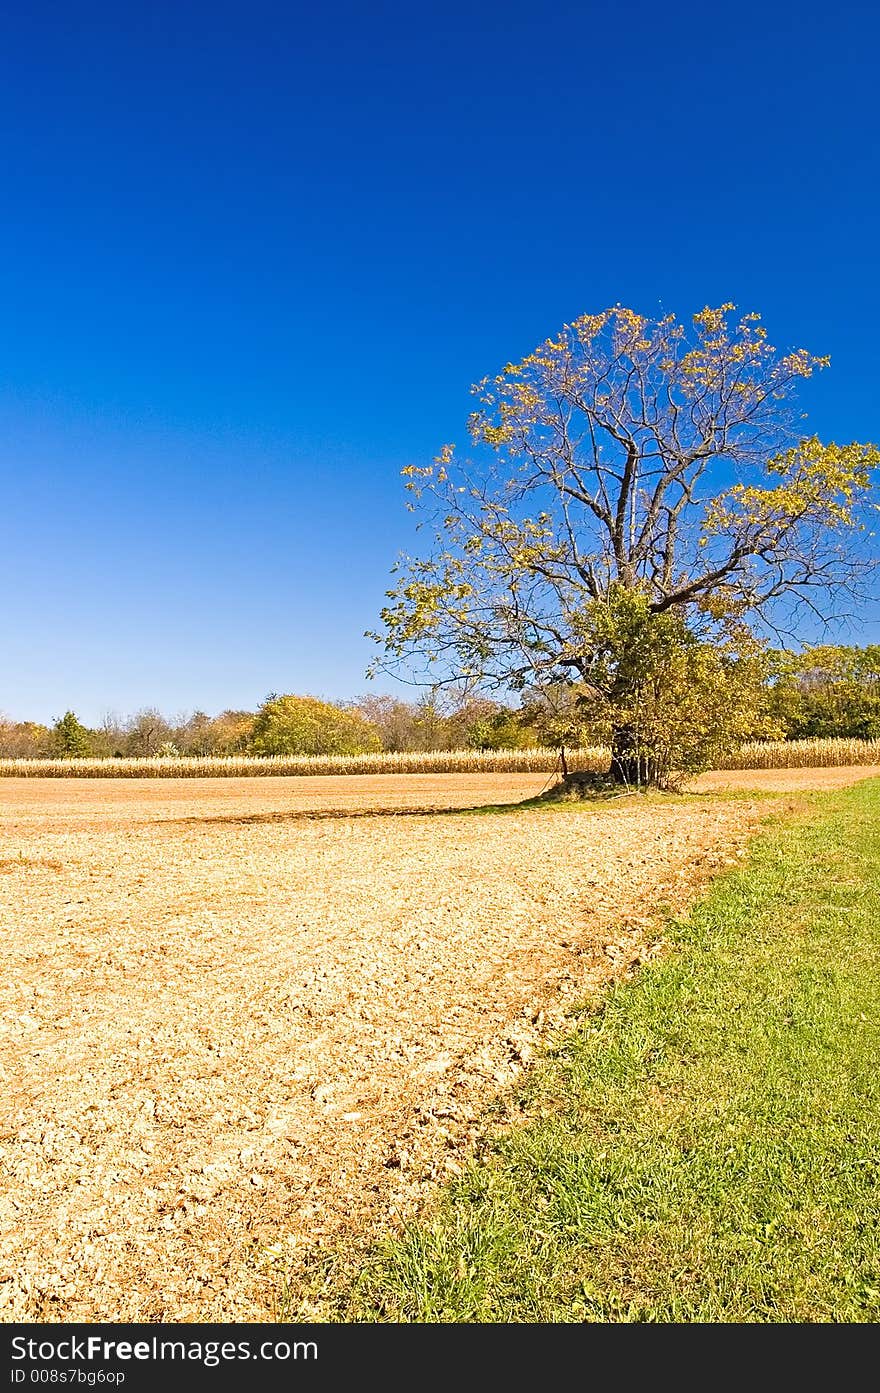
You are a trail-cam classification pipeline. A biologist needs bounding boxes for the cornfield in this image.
[0,748,600,778]
[0,738,878,777]
[729,738,880,769]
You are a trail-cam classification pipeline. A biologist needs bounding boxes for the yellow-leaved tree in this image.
[370,305,878,788]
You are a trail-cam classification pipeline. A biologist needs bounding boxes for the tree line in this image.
[0,690,534,759]
[2,646,879,760]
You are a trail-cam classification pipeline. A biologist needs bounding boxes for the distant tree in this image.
[767,644,880,739]
[210,709,256,753]
[124,708,173,757]
[50,711,92,758]
[372,304,878,787]
[464,706,537,750]
[410,692,451,750]
[401,688,510,751]
[249,694,382,756]
[0,719,52,758]
[94,712,127,757]
[442,694,505,748]
[173,711,215,755]
[428,691,538,749]
[168,709,255,755]
[85,728,115,758]
[348,694,423,752]
[356,687,541,751]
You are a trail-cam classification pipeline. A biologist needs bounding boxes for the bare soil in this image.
[690,765,880,793]
[1,767,876,1321]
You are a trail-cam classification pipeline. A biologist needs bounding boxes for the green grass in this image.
[327,780,880,1322]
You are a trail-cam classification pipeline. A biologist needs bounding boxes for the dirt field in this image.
[0,771,553,831]
[691,765,880,793]
[1,767,877,1321]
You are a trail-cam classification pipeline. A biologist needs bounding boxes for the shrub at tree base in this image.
[523,595,778,790]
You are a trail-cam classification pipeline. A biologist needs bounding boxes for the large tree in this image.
[371,304,878,785]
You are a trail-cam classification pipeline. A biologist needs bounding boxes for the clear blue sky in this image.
[2,0,878,724]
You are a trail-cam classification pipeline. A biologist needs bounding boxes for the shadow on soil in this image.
[164,783,681,828]
[161,778,790,829]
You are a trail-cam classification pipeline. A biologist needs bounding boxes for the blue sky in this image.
[2,0,878,724]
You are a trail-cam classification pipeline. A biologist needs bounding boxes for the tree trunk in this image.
[551,726,653,799]
[609,725,651,786]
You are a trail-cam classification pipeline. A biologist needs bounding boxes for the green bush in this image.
[249,694,382,756]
